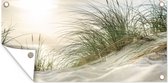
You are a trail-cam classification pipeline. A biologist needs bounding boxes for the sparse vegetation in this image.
[1,25,27,48]
[1,27,56,71]
[1,26,14,44]
[34,35,56,71]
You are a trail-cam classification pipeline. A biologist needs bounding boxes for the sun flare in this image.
[19,0,56,11]
[13,0,60,34]
[17,0,58,23]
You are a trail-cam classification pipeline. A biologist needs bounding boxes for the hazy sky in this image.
[2,0,86,35]
[2,0,95,47]
[2,0,150,34]
[2,0,157,47]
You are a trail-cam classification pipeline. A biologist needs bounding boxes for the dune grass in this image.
[1,25,26,48]
[60,0,139,66]
[33,35,56,71]
[139,0,167,34]
[59,0,167,67]
[28,34,52,71]
[1,26,14,44]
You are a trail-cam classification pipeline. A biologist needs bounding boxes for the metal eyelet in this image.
[160,75,164,80]
[28,52,34,58]
[159,1,164,7]
[3,1,10,8]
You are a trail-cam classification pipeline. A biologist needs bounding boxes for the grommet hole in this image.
[159,2,164,7]
[3,1,10,8]
[28,52,34,58]
[160,75,164,80]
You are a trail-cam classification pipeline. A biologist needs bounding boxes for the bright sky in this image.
[2,0,89,47]
[2,0,156,46]
[2,0,86,35]
[2,0,150,34]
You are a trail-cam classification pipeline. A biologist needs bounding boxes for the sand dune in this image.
[34,32,167,82]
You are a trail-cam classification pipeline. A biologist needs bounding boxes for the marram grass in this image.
[59,0,167,67]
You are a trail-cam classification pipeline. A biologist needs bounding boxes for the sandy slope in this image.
[34,32,167,82]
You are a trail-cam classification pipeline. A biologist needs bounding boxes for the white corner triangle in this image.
[3,46,36,80]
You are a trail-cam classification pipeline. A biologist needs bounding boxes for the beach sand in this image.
[34,33,167,82]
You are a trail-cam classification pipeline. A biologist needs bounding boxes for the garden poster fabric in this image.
[1,0,167,82]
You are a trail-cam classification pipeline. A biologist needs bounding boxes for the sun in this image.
[19,0,55,11]
[12,0,60,34]
[17,0,58,23]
